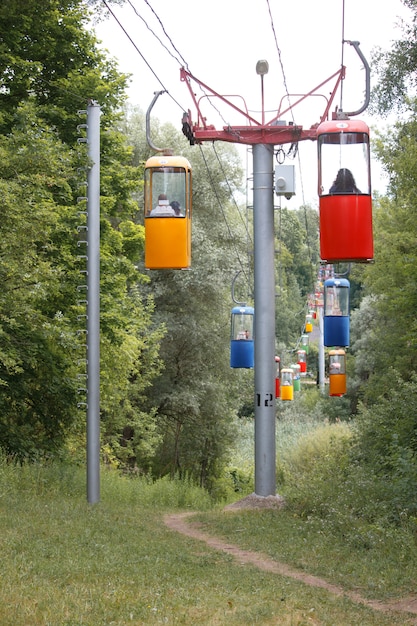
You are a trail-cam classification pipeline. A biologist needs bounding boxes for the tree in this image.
[128,119,248,487]
[0,103,81,456]
[274,205,319,353]
[0,0,128,143]
[370,0,417,116]
[356,110,417,399]
[0,4,165,463]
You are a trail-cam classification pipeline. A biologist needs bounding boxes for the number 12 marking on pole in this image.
[256,393,274,407]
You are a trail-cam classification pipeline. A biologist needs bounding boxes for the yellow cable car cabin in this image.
[328,349,347,397]
[144,154,192,269]
[280,368,294,401]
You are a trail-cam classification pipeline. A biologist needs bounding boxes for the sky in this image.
[94,0,411,206]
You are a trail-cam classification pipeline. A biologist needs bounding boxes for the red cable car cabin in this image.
[275,356,281,399]
[144,155,192,269]
[317,119,373,263]
[297,349,307,375]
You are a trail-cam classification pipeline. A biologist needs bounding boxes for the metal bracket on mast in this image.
[181,40,370,144]
[180,65,346,146]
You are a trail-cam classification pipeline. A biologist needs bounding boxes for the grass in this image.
[0,458,416,625]
[1,391,416,625]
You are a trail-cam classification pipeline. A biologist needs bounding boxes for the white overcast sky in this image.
[94,0,411,205]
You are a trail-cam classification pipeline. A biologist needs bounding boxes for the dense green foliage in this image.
[0,1,162,462]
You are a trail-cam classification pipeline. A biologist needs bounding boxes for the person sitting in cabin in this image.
[170,200,182,216]
[329,168,360,194]
[329,361,341,374]
[150,193,176,216]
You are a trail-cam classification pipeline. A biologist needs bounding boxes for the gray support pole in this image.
[318,305,325,394]
[253,143,276,496]
[86,101,101,504]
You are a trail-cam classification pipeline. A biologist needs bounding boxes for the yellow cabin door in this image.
[280,384,294,401]
[329,373,347,397]
[145,216,191,269]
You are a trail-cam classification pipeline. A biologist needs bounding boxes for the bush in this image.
[353,372,417,469]
[210,462,254,502]
[281,421,353,517]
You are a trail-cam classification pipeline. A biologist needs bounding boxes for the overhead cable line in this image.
[266,0,317,294]
[102,0,230,128]
[265,0,296,127]
[138,0,189,70]
[212,144,253,248]
[340,0,346,111]
[102,0,252,284]
[101,0,184,112]
[199,144,251,287]
[212,143,254,292]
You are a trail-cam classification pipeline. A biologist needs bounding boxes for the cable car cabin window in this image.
[324,281,349,316]
[231,309,254,341]
[144,166,190,217]
[318,132,371,197]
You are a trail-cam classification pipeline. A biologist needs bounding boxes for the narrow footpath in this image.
[164,511,417,623]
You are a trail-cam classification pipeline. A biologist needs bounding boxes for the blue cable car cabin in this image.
[317,119,373,263]
[324,278,350,347]
[230,306,254,368]
[144,154,192,269]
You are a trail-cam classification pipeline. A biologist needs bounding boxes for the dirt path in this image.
[164,511,417,623]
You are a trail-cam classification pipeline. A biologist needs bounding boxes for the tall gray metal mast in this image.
[86,101,101,504]
[253,143,276,495]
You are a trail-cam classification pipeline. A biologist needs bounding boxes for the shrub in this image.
[353,372,417,470]
[281,421,353,517]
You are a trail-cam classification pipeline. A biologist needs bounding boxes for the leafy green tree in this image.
[128,118,248,487]
[351,374,417,520]
[0,4,165,463]
[0,0,127,143]
[370,0,417,116]
[355,112,417,399]
[0,103,80,456]
[274,205,319,354]
[347,3,417,519]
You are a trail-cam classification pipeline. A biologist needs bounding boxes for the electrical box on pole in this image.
[275,164,295,199]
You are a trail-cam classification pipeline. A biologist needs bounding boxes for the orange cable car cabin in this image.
[317,119,373,263]
[144,154,192,269]
[280,368,294,401]
[328,349,347,397]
